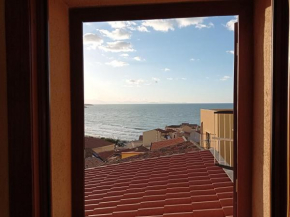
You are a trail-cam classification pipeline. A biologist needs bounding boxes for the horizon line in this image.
[85,102,234,105]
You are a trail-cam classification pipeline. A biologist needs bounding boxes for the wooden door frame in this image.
[69,1,253,217]
[5,0,51,217]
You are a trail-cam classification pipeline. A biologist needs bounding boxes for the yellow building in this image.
[121,152,144,159]
[200,109,234,167]
[142,128,171,147]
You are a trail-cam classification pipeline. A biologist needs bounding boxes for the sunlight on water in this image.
[85,103,233,141]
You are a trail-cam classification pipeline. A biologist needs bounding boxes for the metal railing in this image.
[211,137,234,170]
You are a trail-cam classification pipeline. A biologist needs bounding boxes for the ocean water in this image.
[85,103,233,141]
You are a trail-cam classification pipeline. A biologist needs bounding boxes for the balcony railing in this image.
[211,137,234,170]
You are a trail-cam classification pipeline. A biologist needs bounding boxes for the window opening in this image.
[82,16,237,217]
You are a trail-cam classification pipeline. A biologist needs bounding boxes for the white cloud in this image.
[190,58,200,61]
[167,78,173,80]
[106,60,129,67]
[163,68,170,72]
[226,50,234,54]
[176,18,213,29]
[225,16,238,31]
[126,79,144,85]
[137,26,150,32]
[98,29,131,40]
[208,22,215,28]
[152,77,160,83]
[142,19,175,32]
[83,33,103,49]
[99,41,135,52]
[108,21,137,29]
[120,53,129,57]
[176,18,203,27]
[141,18,213,32]
[181,78,187,80]
[133,56,145,61]
[220,76,231,81]
[206,77,210,79]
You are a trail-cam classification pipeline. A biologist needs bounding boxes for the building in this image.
[165,124,183,132]
[121,140,143,150]
[200,109,234,167]
[85,136,115,153]
[151,137,186,150]
[143,128,173,147]
[121,152,145,159]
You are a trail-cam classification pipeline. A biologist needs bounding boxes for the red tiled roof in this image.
[117,146,149,154]
[85,136,114,149]
[98,150,116,161]
[84,150,233,217]
[85,157,104,169]
[155,128,168,133]
[151,137,186,150]
[106,141,200,165]
[100,141,199,166]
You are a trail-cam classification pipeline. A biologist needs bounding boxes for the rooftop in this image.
[84,150,233,217]
[85,136,115,149]
[155,128,169,133]
[151,137,186,150]
[166,125,182,128]
[122,146,149,153]
[201,109,233,114]
[98,150,116,161]
[106,141,200,165]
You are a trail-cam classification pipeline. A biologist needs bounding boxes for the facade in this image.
[143,129,171,147]
[200,109,234,166]
[121,152,144,159]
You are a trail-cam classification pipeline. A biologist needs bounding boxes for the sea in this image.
[85,103,233,141]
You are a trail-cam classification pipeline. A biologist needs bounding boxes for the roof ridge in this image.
[85,150,207,170]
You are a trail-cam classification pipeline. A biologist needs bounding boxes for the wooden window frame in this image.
[4,0,289,217]
[271,0,289,216]
[5,0,51,217]
[69,2,253,217]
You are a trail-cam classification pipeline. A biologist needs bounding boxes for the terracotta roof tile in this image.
[85,157,104,168]
[98,150,116,161]
[104,141,199,165]
[84,150,233,217]
[116,146,149,154]
[151,137,186,150]
[85,136,114,149]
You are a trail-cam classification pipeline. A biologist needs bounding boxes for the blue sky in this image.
[83,16,237,104]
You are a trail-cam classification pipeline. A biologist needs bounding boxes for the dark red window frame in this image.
[69,2,253,217]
